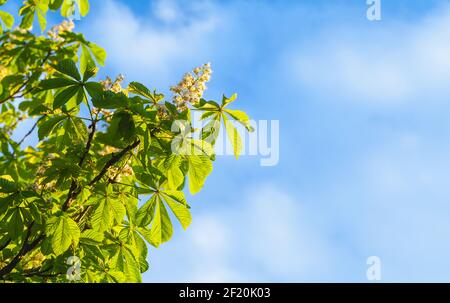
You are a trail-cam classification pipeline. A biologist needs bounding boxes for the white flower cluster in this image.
[47,20,75,41]
[100,74,125,93]
[91,107,113,121]
[107,163,134,182]
[170,63,212,110]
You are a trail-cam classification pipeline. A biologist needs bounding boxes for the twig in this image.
[0,239,11,252]
[62,119,97,211]
[88,139,140,187]
[17,115,46,146]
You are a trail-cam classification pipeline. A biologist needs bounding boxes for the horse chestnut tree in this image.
[0,0,252,282]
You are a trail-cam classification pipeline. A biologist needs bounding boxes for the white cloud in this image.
[83,0,221,87]
[286,5,450,107]
[144,184,349,282]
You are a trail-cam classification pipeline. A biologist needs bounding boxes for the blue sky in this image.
[8,0,450,282]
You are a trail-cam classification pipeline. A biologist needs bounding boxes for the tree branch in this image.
[0,222,44,278]
[17,115,46,146]
[62,121,97,211]
[88,139,140,187]
[62,139,140,211]
[0,239,11,252]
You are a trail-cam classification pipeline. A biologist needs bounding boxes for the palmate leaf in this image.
[46,215,80,256]
[135,190,191,247]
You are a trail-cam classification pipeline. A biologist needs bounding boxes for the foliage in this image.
[0,0,252,282]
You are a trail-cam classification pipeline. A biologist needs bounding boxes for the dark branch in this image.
[88,139,140,187]
[62,122,97,211]
[0,222,44,278]
[0,239,11,252]
[17,115,46,146]
[62,139,140,211]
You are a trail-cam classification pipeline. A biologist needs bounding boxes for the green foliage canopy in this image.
[0,0,252,282]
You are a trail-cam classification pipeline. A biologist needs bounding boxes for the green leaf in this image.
[7,209,24,240]
[39,78,78,90]
[80,43,95,77]
[221,93,238,107]
[84,81,103,99]
[0,10,14,29]
[128,82,155,101]
[135,195,157,227]
[38,115,66,140]
[36,8,46,32]
[46,215,80,256]
[0,176,17,193]
[19,11,34,29]
[88,42,106,66]
[149,199,173,247]
[80,229,104,245]
[60,0,75,17]
[162,191,191,229]
[78,0,89,16]
[157,155,184,190]
[187,155,212,194]
[91,91,128,109]
[52,59,81,81]
[223,115,242,159]
[224,109,254,132]
[49,0,64,10]
[53,85,80,109]
[91,197,126,231]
